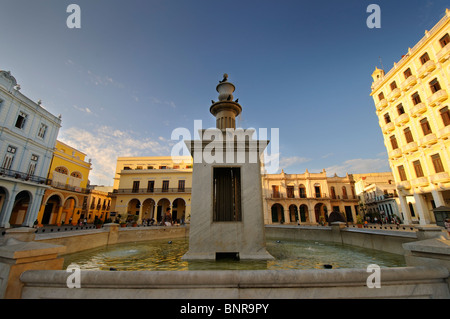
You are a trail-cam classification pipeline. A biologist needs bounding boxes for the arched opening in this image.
[142,198,156,221]
[314,203,328,224]
[42,194,63,225]
[157,198,170,223]
[271,203,284,223]
[172,198,186,224]
[289,204,298,223]
[127,199,141,222]
[9,191,32,226]
[299,204,309,223]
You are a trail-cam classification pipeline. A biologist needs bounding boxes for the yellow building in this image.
[37,140,92,226]
[85,186,112,224]
[262,169,359,225]
[370,9,450,225]
[111,156,192,224]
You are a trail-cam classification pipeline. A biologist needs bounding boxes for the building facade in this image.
[262,169,359,225]
[85,186,113,224]
[353,172,401,222]
[370,9,450,225]
[36,140,92,226]
[0,71,61,228]
[111,156,192,224]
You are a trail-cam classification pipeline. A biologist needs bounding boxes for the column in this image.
[56,205,64,225]
[413,192,431,225]
[22,188,44,227]
[308,202,317,224]
[398,194,412,225]
[138,204,144,224]
[283,206,291,224]
[431,188,446,207]
[0,189,18,228]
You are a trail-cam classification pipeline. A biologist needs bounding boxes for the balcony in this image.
[0,168,47,185]
[437,125,450,139]
[436,44,450,63]
[388,148,402,159]
[47,179,89,194]
[419,133,438,147]
[427,89,448,107]
[114,187,192,194]
[382,122,395,134]
[387,88,402,102]
[401,75,417,91]
[429,172,450,184]
[411,177,429,187]
[417,60,436,78]
[376,99,388,112]
[410,102,427,117]
[394,113,410,126]
[401,141,419,154]
[397,180,411,190]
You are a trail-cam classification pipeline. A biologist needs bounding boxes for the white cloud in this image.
[325,158,390,177]
[58,126,171,185]
[73,105,93,114]
[280,156,311,168]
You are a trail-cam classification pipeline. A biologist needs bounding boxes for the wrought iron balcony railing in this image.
[114,187,192,194]
[0,167,47,184]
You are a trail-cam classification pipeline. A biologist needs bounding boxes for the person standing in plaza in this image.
[163,207,172,226]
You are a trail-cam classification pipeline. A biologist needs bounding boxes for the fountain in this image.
[182,74,273,261]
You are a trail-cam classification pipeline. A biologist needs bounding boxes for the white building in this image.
[0,70,61,228]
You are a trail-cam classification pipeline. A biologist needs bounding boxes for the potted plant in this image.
[356,215,364,228]
[132,215,139,227]
[94,216,103,229]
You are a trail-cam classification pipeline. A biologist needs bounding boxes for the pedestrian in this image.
[445,218,450,235]
[163,207,172,226]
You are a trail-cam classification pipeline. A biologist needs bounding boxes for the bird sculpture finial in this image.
[219,73,228,83]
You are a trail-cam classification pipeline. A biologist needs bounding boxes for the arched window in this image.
[330,187,336,199]
[71,171,82,179]
[342,186,348,199]
[55,166,68,175]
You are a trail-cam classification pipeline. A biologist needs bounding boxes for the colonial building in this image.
[353,172,401,222]
[370,9,450,225]
[262,169,359,225]
[36,140,92,226]
[110,156,192,224]
[0,71,61,228]
[85,186,113,224]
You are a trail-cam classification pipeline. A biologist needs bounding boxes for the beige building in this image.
[262,169,359,225]
[370,9,450,225]
[110,156,192,224]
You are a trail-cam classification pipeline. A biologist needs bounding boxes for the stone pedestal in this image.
[415,225,449,241]
[0,238,65,299]
[182,75,273,261]
[4,227,36,242]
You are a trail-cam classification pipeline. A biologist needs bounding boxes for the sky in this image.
[1,0,448,185]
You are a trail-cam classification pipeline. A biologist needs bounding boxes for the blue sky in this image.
[1,0,448,185]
